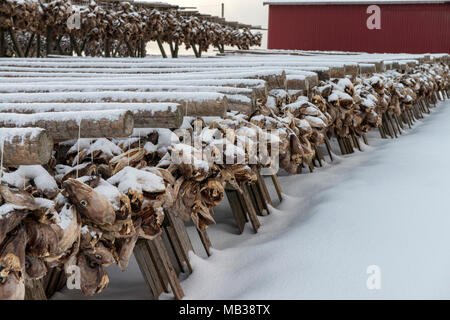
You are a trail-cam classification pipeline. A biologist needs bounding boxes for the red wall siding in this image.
[267,4,450,53]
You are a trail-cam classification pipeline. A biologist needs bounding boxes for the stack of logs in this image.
[0,59,449,300]
[0,0,262,58]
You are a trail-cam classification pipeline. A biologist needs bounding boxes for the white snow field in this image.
[55,99,450,300]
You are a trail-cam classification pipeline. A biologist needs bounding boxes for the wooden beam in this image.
[0,128,53,166]
[0,110,134,142]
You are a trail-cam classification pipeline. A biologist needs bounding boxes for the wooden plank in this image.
[25,279,47,300]
[166,210,194,265]
[153,236,185,300]
[161,228,183,275]
[251,183,267,216]
[271,174,283,202]
[43,267,66,298]
[196,227,212,257]
[239,183,261,233]
[257,170,272,207]
[133,240,163,299]
[146,239,170,293]
[247,184,264,216]
[225,188,247,234]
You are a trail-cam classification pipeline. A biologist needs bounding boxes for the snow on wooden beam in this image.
[0,110,134,142]
[0,128,53,165]
[359,64,376,75]
[0,103,184,130]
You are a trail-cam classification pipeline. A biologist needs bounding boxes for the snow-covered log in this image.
[0,128,53,165]
[0,110,134,141]
[0,103,184,129]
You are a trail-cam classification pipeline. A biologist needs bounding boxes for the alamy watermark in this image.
[366,265,381,290]
[366,5,381,30]
[67,5,81,30]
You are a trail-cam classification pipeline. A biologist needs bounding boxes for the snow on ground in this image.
[54,99,450,300]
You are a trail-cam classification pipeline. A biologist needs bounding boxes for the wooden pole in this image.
[25,279,47,300]
[8,28,24,57]
[24,34,35,57]
[36,34,41,58]
[45,26,52,56]
[169,41,175,57]
[196,227,212,256]
[270,174,283,202]
[0,28,6,57]
[164,211,193,273]
[323,135,334,161]
[239,184,261,232]
[191,42,199,58]
[174,42,179,58]
[225,187,247,233]
[156,38,167,58]
[125,41,134,57]
[140,39,146,58]
[104,37,111,57]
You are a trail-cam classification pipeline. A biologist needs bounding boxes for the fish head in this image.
[63,179,115,226]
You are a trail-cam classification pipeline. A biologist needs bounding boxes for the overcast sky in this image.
[148,0,269,49]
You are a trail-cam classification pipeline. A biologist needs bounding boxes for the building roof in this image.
[264,0,448,5]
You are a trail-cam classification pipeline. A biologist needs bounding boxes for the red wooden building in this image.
[264,0,450,53]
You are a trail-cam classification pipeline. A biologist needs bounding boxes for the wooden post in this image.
[25,279,47,300]
[134,237,184,300]
[225,187,247,234]
[196,227,212,257]
[152,237,184,299]
[55,36,63,55]
[169,41,175,57]
[36,34,41,58]
[156,38,167,58]
[270,174,283,202]
[174,42,179,58]
[362,133,369,145]
[313,145,323,166]
[45,26,52,56]
[247,183,264,216]
[257,171,272,207]
[43,267,67,298]
[125,41,135,57]
[8,28,24,57]
[104,37,111,57]
[24,34,35,57]
[0,27,5,57]
[140,39,146,58]
[191,42,199,58]
[351,134,362,151]
[134,240,165,299]
[337,136,346,154]
[324,135,334,161]
[164,210,193,274]
[239,183,261,232]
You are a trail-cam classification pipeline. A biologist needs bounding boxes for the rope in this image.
[127,136,131,167]
[76,119,81,179]
[0,140,4,184]
[138,130,141,150]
